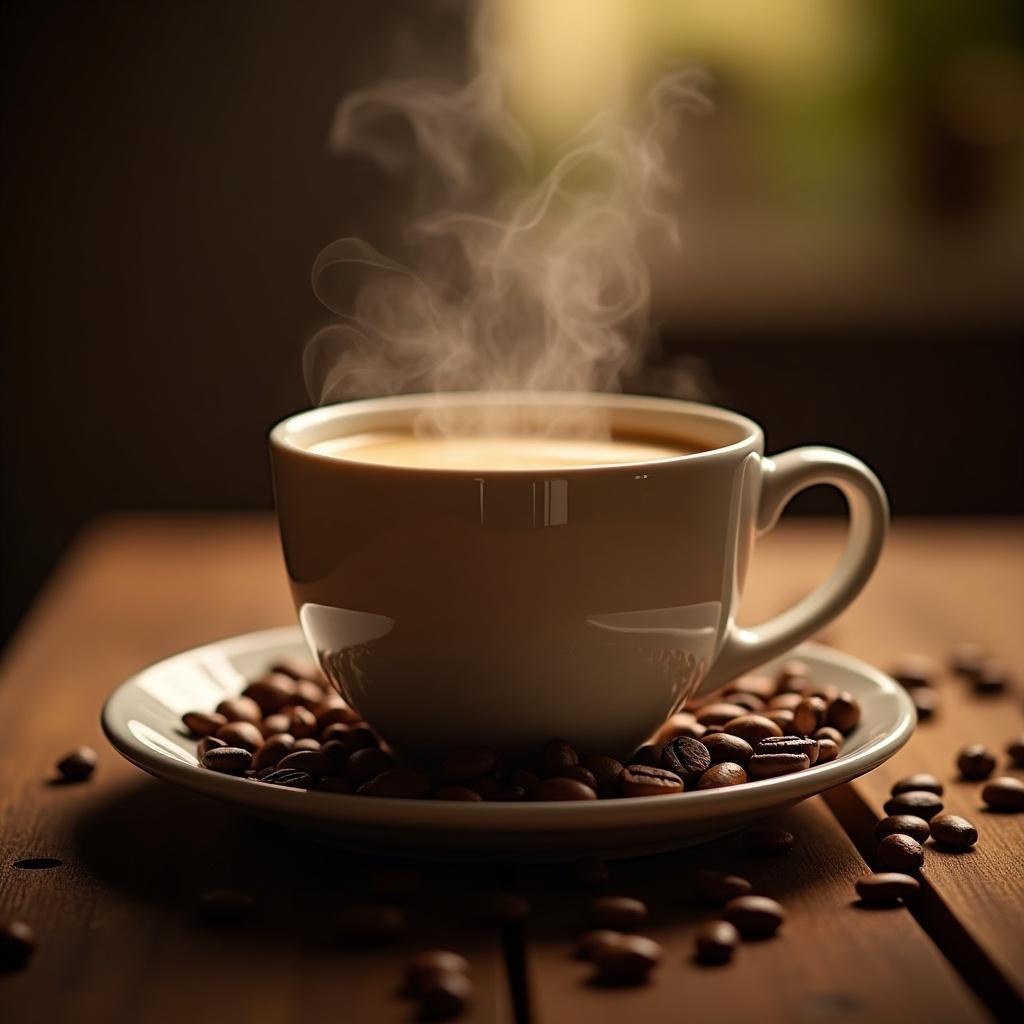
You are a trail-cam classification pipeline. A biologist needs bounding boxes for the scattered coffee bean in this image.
[197,735,227,757]
[277,749,332,777]
[55,746,97,782]
[768,692,804,712]
[404,950,470,995]
[215,721,264,753]
[793,697,828,736]
[696,703,749,727]
[813,726,844,747]
[0,920,36,970]
[432,785,483,801]
[874,815,931,844]
[662,735,712,781]
[442,747,500,783]
[589,896,648,930]
[981,776,1024,812]
[574,929,625,960]
[747,752,810,780]
[815,739,840,764]
[291,679,328,710]
[883,790,943,821]
[891,774,943,797]
[293,737,322,752]
[358,768,432,799]
[592,935,661,985]
[196,888,254,924]
[252,733,295,770]
[269,655,323,681]
[201,746,252,775]
[723,895,785,938]
[620,765,683,797]
[241,674,295,714]
[540,739,579,776]
[418,970,473,1021]
[182,711,227,736]
[695,919,739,965]
[215,696,262,725]
[775,659,810,692]
[701,732,753,766]
[806,681,840,704]
[876,834,924,872]
[827,693,861,735]
[974,660,1009,695]
[742,828,794,855]
[855,873,920,905]
[1006,737,1024,768]
[911,688,938,721]
[725,674,777,700]
[261,713,291,737]
[697,763,748,789]
[654,714,706,743]
[580,756,623,795]
[929,814,978,849]
[724,715,783,747]
[529,777,597,801]
[756,735,819,764]
[730,692,767,713]
[573,857,610,888]
[694,869,752,904]
[891,655,938,689]
[957,745,997,781]
[335,904,405,945]
[286,706,318,739]
[630,743,665,768]
[765,709,796,731]
[557,765,598,789]
[478,891,530,925]
[260,767,314,789]
[345,746,396,783]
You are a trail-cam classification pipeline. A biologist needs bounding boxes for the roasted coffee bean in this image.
[694,869,752,904]
[345,746,396,783]
[318,776,355,794]
[293,737,321,752]
[315,702,360,731]
[552,764,597,789]
[756,735,819,764]
[589,895,648,930]
[260,768,314,789]
[0,919,36,970]
[201,746,252,775]
[286,706,318,740]
[215,721,264,753]
[196,888,254,924]
[620,764,684,797]
[883,790,943,821]
[975,660,1009,695]
[574,929,625,960]
[696,703,749,727]
[404,950,470,995]
[775,659,810,692]
[56,746,97,782]
[813,726,844,747]
[261,713,291,737]
[695,920,739,965]
[630,743,665,768]
[876,833,924,872]
[981,776,1024,812]
[1007,737,1024,768]
[700,732,753,766]
[747,752,810,779]
[891,654,938,689]
[320,739,353,774]
[792,697,828,736]
[358,768,431,799]
[369,866,422,903]
[432,785,483,801]
[215,696,262,725]
[290,679,328,710]
[335,904,405,945]
[529,777,597,801]
[697,763,747,789]
[540,739,579,776]
[827,693,861,735]
[197,735,227,757]
[417,970,473,1021]
[768,692,804,712]
[654,713,706,743]
[729,692,767,713]
[592,935,661,985]
[911,688,938,721]
[252,733,295,770]
[723,895,785,938]
[957,745,996,781]
[855,873,920,905]
[724,715,783,747]
[662,736,712,781]
[478,891,530,924]
[874,815,931,844]
[765,709,796,731]
[580,756,623,795]
[725,674,777,700]
[806,681,840,704]
[573,857,610,888]
[269,655,323,682]
[929,813,978,849]
[950,643,985,679]
[815,739,840,764]
[702,725,726,736]
[742,828,794,855]
[277,750,332,777]
[182,711,228,736]
[241,674,295,714]
[442,746,500,782]
[891,773,943,797]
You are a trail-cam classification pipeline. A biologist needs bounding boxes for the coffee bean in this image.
[182,711,228,736]
[261,713,291,737]
[315,701,360,732]
[286,706,318,740]
[724,715,783,747]
[747,752,810,779]
[654,713,706,743]
[696,702,749,727]
[957,745,996,781]
[768,693,804,712]
[891,773,943,797]
[694,869,752,904]
[478,891,530,924]
[793,697,828,736]
[201,746,252,775]
[290,680,328,710]
[662,735,712,781]
[700,732,753,766]
[540,739,579,776]
[725,674,777,700]
[197,735,227,757]
[319,776,355,794]
[950,643,985,679]
[345,746,396,783]
[630,743,665,768]
[260,767,314,789]
[828,693,861,735]
[1007,737,1024,768]
[293,737,321,752]
[491,784,528,802]
[775,659,810,693]
[580,756,623,796]
[404,950,470,995]
[241,674,295,714]
[876,833,924,872]
[0,920,36,970]
[556,765,598,789]
[215,696,262,725]
[432,785,483,801]
[981,776,1024,812]
[507,768,540,790]
[929,813,978,849]
[729,692,767,713]
[252,733,295,770]
[875,815,931,844]
[574,929,626,960]
[756,735,819,765]
[697,763,748,789]
[855,873,920,905]
[442,747,500,782]
[815,739,840,764]
[196,888,254,924]
[592,934,661,985]
[813,726,844,747]
[806,681,841,704]
[911,688,938,721]
[695,919,740,965]
[335,904,405,945]
[369,866,423,903]
[215,718,263,751]
[320,739,353,774]
[417,970,473,1021]
[883,790,943,821]
[620,764,683,797]
[55,746,97,782]
[277,750,332,777]
[891,654,939,689]
[573,857,610,888]
[358,768,431,799]
[742,828,794,855]
[723,895,785,938]
[529,777,597,801]
[765,709,796,731]
[589,895,648,930]
[975,660,1009,695]
[269,655,323,682]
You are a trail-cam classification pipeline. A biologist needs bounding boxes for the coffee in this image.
[308,431,694,469]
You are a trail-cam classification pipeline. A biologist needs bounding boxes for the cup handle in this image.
[702,447,889,690]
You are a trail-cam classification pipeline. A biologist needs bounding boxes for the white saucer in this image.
[101,627,914,861]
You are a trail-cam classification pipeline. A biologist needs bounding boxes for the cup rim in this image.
[269,391,763,475]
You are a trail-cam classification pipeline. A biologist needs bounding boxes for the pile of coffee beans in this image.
[184,657,861,801]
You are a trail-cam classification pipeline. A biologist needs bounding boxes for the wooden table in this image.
[1,515,1022,1023]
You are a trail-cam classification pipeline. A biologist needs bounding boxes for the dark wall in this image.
[1,2,1021,646]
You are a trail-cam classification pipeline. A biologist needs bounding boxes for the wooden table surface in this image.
[1,515,1022,1023]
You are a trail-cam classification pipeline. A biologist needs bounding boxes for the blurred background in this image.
[2,0,1022,646]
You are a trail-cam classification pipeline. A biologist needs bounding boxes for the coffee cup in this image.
[270,392,888,756]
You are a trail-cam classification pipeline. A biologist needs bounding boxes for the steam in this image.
[303,6,710,436]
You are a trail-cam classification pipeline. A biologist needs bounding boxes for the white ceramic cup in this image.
[270,392,888,757]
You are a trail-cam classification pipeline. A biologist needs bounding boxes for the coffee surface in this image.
[309,432,694,469]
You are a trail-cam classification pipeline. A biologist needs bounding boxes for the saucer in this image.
[102,627,914,861]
